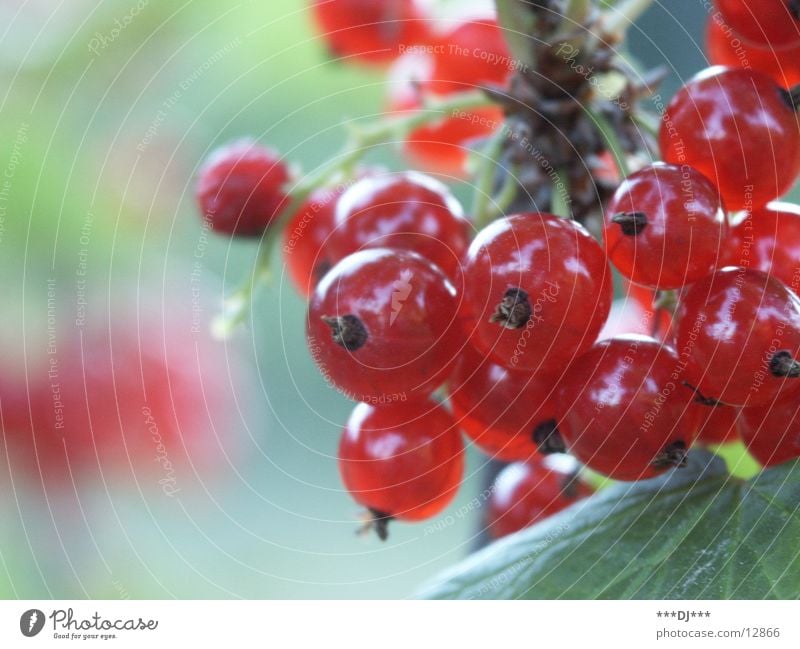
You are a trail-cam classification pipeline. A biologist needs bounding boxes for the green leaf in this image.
[419,452,800,599]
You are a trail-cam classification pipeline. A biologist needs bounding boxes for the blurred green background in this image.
[0,0,721,599]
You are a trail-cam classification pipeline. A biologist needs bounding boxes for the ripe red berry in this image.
[282,185,341,297]
[713,0,800,50]
[553,336,701,481]
[307,248,462,402]
[659,67,800,211]
[460,213,613,374]
[310,0,428,64]
[695,405,741,445]
[728,202,800,294]
[706,18,800,88]
[196,138,290,237]
[338,400,464,539]
[487,456,594,538]
[604,163,727,289]
[330,171,470,280]
[674,267,800,407]
[447,345,557,461]
[738,390,800,466]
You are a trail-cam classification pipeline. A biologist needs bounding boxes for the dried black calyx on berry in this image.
[790,0,800,20]
[611,211,648,236]
[358,508,393,541]
[490,287,532,329]
[652,440,688,469]
[533,419,566,455]
[682,380,722,407]
[322,314,368,351]
[770,350,800,378]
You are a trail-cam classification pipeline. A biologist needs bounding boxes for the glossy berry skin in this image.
[714,0,800,49]
[307,248,462,402]
[659,67,800,211]
[282,186,341,297]
[728,202,800,294]
[487,456,594,539]
[739,390,800,466]
[448,345,557,461]
[554,336,702,482]
[706,19,800,88]
[604,163,727,289]
[338,401,464,529]
[330,172,470,280]
[460,213,613,374]
[675,268,800,407]
[196,138,290,237]
[310,0,428,64]
[695,405,741,445]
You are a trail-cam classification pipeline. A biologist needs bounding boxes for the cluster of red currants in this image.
[194,0,800,540]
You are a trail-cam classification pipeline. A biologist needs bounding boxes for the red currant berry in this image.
[487,456,594,538]
[695,404,741,445]
[196,138,290,237]
[338,400,464,538]
[447,345,556,461]
[706,18,800,88]
[604,163,727,289]
[674,267,800,406]
[713,0,800,50]
[310,0,428,64]
[728,202,800,294]
[460,213,613,374]
[330,171,470,280]
[739,390,800,466]
[554,336,701,481]
[659,67,800,211]
[283,186,340,297]
[307,248,462,402]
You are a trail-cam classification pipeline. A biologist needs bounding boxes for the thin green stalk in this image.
[472,126,509,229]
[551,167,572,219]
[491,164,520,217]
